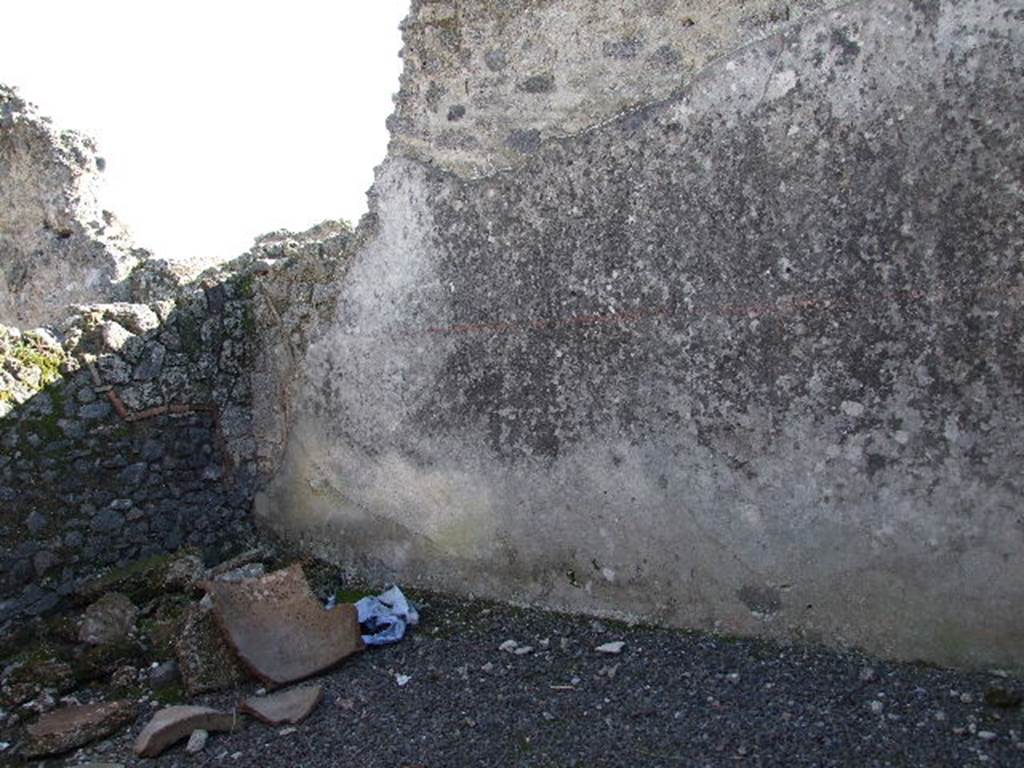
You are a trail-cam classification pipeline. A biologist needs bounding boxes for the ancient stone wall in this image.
[5,0,1022,671]
[0,222,353,626]
[391,0,838,175]
[257,0,1024,669]
[0,294,257,622]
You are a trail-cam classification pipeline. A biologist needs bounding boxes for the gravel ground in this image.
[53,592,1024,767]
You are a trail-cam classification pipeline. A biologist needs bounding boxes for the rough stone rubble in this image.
[0,85,157,328]
[0,91,355,624]
[0,216,354,627]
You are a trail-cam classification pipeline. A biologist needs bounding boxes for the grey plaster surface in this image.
[257,0,1024,669]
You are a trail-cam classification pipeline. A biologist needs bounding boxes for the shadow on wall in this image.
[0,289,261,625]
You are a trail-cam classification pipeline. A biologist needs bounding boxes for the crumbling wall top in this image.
[0,84,148,327]
[389,0,837,176]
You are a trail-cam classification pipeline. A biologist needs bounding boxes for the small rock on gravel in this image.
[148,660,180,688]
[134,706,239,758]
[595,641,625,655]
[186,729,208,754]
[163,554,205,591]
[984,686,1023,708]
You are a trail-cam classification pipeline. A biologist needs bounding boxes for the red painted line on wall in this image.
[91,370,231,477]
[413,283,1022,339]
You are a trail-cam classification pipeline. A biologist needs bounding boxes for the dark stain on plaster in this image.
[518,73,556,94]
[505,128,543,153]
[737,584,783,615]
[830,26,862,64]
[910,0,942,27]
[484,49,508,71]
[649,44,684,69]
[603,38,644,60]
[426,81,447,111]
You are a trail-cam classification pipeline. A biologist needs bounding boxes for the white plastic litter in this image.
[353,586,420,646]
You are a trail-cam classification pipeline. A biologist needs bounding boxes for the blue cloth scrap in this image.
[354,586,420,646]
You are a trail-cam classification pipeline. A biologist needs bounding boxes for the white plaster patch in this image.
[841,400,865,417]
[944,416,961,445]
[739,504,763,529]
[670,100,695,128]
[766,69,798,101]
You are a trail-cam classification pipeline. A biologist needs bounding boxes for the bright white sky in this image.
[1,1,408,266]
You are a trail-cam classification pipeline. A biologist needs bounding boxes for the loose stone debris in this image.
[174,602,248,696]
[133,705,240,758]
[23,700,135,757]
[595,641,626,655]
[78,593,138,646]
[185,728,209,754]
[202,564,364,686]
[161,555,205,592]
[239,685,323,725]
[1,571,1022,765]
[0,553,416,761]
[147,660,180,689]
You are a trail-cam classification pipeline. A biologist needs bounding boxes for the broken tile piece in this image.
[24,700,135,757]
[240,685,323,725]
[133,706,239,758]
[202,564,364,686]
[174,603,247,695]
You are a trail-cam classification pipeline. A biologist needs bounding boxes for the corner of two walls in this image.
[0,227,352,624]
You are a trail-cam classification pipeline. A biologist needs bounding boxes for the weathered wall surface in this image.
[258,0,1024,669]
[391,0,838,175]
[0,85,152,328]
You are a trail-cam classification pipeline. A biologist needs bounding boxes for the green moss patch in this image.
[74,552,179,607]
